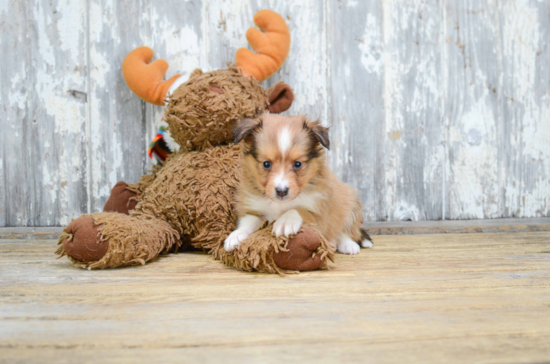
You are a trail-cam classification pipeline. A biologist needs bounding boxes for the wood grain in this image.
[1,232,550,363]
[1,0,549,226]
[499,0,550,218]
[1,0,89,226]
[384,0,445,221]
[327,0,386,222]
[87,0,149,212]
[445,0,550,219]
[445,1,503,219]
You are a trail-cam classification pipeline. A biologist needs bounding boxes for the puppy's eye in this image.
[293,161,303,170]
[263,161,272,170]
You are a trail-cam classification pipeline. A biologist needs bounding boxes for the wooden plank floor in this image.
[1,232,550,363]
[3,217,550,239]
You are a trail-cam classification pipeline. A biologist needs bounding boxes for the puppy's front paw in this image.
[224,229,251,252]
[337,239,360,255]
[273,210,303,237]
[361,239,373,248]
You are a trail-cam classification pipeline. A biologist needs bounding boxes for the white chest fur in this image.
[242,191,325,222]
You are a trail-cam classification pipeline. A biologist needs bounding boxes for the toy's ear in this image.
[234,118,262,144]
[268,83,294,113]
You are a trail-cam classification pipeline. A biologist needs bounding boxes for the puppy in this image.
[224,113,373,255]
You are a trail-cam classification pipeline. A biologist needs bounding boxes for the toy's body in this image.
[59,144,240,269]
[57,11,334,274]
[131,144,241,255]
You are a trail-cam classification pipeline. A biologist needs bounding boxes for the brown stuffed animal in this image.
[56,10,334,274]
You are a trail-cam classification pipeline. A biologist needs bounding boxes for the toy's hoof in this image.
[63,216,108,262]
[103,181,137,214]
[273,227,324,271]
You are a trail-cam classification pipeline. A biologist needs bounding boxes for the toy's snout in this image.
[209,84,225,94]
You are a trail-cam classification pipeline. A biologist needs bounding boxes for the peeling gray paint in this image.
[0,0,549,226]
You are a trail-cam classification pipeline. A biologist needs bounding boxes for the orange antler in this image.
[122,46,181,105]
[235,10,291,82]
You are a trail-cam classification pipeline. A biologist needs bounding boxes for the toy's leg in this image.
[57,212,180,269]
[103,165,163,214]
[272,227,333,271]
[103,181,138,214]
[216,224,334,275]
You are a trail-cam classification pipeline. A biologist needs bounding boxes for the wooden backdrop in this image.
[1,0,549,227]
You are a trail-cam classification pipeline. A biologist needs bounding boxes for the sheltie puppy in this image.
[224,113,373,255]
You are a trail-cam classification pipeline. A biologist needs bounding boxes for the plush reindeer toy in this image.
[57,10,334,274]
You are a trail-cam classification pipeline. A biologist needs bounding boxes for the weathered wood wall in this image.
[1,0,549,227]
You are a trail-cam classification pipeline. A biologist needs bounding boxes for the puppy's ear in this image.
[234,117,262,144]
[304,120,330,149]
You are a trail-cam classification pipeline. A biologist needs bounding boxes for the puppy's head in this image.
[234,113,329,202]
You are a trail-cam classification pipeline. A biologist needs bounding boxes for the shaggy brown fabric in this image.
[131,144,240,250]
[103,181,138,214]
[165,66,269,152]
[57,212,180,269]
[126,164,163,201]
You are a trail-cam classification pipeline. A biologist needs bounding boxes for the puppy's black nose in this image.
[275,187,289,198]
